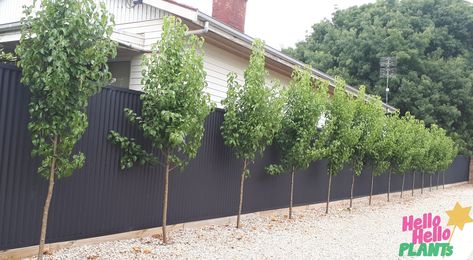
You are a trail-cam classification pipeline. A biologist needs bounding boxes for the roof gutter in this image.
[186,21,209,36]
[0,22,21,33]
[196,11,396,112]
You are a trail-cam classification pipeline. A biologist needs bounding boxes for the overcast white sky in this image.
[176,0,377,50]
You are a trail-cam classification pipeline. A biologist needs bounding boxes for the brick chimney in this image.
[212,0,247,32]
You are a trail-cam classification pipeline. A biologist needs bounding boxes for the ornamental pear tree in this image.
[348,87,385,209]
[372,113,397,202]
[221,39,284,228]
[421,127,438,193]
[15,0,116,258]
[319,78,360,214]
[108,16,213,243]
[425,125,445,192]
[359,95,387,206]
[407,117,429,197]
[267,66,328,219]
[389,113,416,199]
[436,132,458,189]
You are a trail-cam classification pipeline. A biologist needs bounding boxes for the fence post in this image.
[469,157,473,184]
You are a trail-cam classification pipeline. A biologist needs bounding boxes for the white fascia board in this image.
[143,0,198,21]
[0,28,148,54]
[112,29,148,52]
[0,31,20,43]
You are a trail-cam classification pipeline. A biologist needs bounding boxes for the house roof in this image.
[0,0,396,112]
[143,0,396,112]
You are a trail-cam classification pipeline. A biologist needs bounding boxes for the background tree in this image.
[221,39,283,228]
[284,0,473,155]
[319,78,361,214]
[348,87,384,208]
[267,66,328,219]
[109,16,213,243]
[15,0,116,258]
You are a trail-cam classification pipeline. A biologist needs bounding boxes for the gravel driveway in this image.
[41,183,473,260]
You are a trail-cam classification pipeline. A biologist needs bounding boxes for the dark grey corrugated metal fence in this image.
[0,64,470,250]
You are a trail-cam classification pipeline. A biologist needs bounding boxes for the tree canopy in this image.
[320,78,361,177]
[221,39,284,227]
[284,0,473,154]
[109,16,213,243]
[221,39,284,164]
[267,66,328,175]
[16,0,116,257]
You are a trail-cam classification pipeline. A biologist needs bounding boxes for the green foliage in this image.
[108,131,157,170]
[370,112,396,176]
[284,0,473,154]
[406,117,426,173]
[425,125,458,174]
[0,47,16,62]
[221,39,284,172]
[267,66,328,175]
[319,78,361,176]
[16,0,116,179]
[111,16,213,170]
[350,86,386,176]
[388,113,415,175]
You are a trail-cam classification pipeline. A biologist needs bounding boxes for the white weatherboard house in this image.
[0,0,395,111]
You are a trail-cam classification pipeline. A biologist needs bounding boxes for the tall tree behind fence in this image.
[0,64,469,250]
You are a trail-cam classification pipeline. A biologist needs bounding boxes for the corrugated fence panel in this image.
[0,64,470,250]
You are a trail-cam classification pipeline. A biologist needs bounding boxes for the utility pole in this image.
[380,57,397,109]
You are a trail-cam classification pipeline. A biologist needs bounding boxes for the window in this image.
[108,61,131,88]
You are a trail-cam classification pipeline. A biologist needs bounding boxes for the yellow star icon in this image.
[446,202,473,230]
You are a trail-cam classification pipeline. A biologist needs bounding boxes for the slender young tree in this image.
[408,118,429,197]
[388,113,415,199]
[109,16,213,243]
[423,126,440,192]
[370,112,396,202]
[362,96,387,206]
[267,66,328,219]
[221,39,284,228]
[16,0,116,258]
[348,87,385,209]
[319,78,360,214]
[436,132,458,189]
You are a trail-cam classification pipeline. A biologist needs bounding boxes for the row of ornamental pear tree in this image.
[15,1,457,258]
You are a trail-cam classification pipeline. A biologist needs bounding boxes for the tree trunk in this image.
[289,167,295,219]
[349,172,355,209]
[369,171,374,205]
[162,152,170,244]
[412,172,416,196]
[421,173,424,194]
[442,171,445,189]
[38,136,58,260]
[401,174,405,198]
[325,174,332,214]
[387,170,391,202]
[437,172,440,190]
[429,175,432,192]
[236,159,247,228]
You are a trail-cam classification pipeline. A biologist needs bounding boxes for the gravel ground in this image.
[37,183,473,260]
